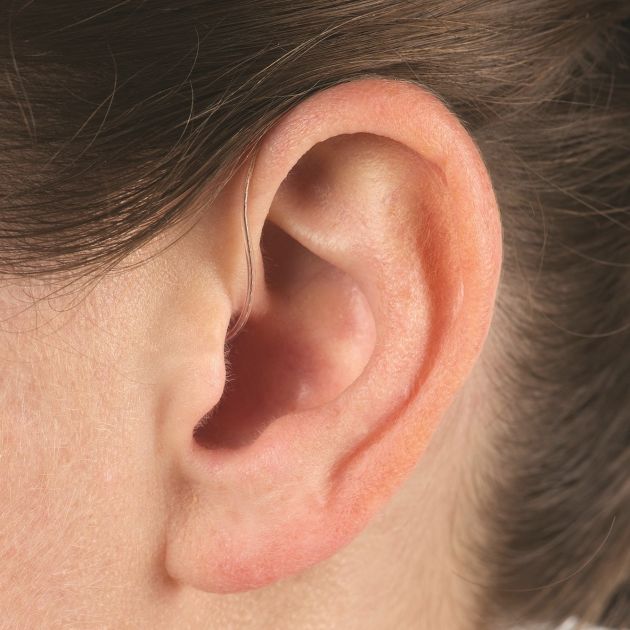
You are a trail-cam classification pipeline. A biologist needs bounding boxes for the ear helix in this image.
[226,146,259,343]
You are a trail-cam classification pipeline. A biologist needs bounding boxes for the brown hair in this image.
[2,1,629,627]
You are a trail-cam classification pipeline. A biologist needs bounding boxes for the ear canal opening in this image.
[192,221,376,451]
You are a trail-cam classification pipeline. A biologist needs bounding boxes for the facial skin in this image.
[0,79,503,629]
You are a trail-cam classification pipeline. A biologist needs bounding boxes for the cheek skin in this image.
[0,272,169,627]
[0,221,248,627]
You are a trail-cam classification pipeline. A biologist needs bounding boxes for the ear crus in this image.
[193,217,376,450]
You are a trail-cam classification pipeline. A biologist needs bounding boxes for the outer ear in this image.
[161,78,502,593]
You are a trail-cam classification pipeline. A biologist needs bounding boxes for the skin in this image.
[0,79,503,629]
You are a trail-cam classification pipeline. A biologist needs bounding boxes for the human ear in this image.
[160,78,502,593]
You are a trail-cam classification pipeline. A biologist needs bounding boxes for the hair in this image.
[1,1,629,627]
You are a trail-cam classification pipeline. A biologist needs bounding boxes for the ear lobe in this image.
[163,79,502,594]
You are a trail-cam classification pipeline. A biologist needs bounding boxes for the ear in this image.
[161,78,502,593]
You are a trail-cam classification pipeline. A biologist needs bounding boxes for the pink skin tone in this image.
[0,79,502,628]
